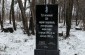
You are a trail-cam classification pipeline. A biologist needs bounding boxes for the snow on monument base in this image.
[34,49,60,55]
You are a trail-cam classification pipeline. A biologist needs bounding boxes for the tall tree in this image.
[11,0,16,30]
[58,0,63,23]
[63,0,66,25]
[1,0,4,30]
[24,0,27,12]
[9,8,12,24]
[29,0,35,35]
[17,0,30,36]
[65,0,73,38]
[75,0,79,26]
[0,14,1,25]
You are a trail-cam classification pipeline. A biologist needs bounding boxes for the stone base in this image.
[34,49,60,55]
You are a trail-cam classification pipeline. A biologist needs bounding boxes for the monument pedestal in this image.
[35,49,60,55]
[35,4,59,55]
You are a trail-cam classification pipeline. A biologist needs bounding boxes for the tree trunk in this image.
[75,0,79,26]
[59,4,62,23]
[9,8,12,24]
[83,10,85,30]
[28,0,30,3]
[63,0,66,26]
[11,0,16,30]
[19,12,22,21]
[24,0,27,12]
[0,14,1,25]
[29,0,35,35]
[1,0,4,30]
[65,0,73,38]
[17,0,30,36]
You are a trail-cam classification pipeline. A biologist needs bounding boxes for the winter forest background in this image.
[0,0,85,55]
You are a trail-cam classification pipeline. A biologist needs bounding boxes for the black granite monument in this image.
[35,4,59,55]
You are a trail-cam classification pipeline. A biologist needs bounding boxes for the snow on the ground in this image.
[59,23,85,55]
[0,22,85,55]
[0,22,36,55]
[59,31,85,55]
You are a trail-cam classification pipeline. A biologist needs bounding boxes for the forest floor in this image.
[59,23,85,55]
[0,21,85,55]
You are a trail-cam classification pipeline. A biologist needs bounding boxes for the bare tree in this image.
[74,0,79,26]
[17,0,30,36]
[1,0,4,30]
[0,14,1,25]
[63,0,66,25]
[28,0,35,35]
[58,0,63,23]
[9,7,12,24]
[11,0,16,30]
[65,0,73,38]
[24,0,27,12]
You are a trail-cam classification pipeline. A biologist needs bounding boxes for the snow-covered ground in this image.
[0,22,36,55]
[59,23,85,55]
[0,22,85,55]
